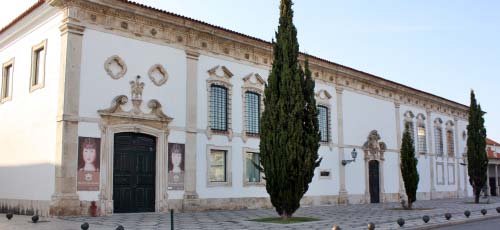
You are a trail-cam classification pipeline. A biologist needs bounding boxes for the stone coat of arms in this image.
[363,130,387,159]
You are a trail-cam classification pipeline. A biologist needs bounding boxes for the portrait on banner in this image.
[168,143,185,190]
[77,137,101,191]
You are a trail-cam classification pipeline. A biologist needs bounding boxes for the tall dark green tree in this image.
[400,123,419,210]
[259,0,321,219]
[467,90,488,203]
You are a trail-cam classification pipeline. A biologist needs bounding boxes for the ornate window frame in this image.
[30,39,47,92]
[206,145,232,187]
[242,147,265,187]
[1,58,14,103]
[403,111,415,144]
[241,73,265,142]
[434,118,444,157]
[104,55,127,80]
[315,89,333,148]
[206,65,233,140]
[445,120,455,158]
[416,113,427,155]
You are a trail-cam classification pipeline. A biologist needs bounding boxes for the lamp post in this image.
[342,149,358,166]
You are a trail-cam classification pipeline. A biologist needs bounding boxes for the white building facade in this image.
[0,0,472,216]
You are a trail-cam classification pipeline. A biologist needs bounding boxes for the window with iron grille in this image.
[318,105,329,142]
[435,126,444,156]
[447,130,454,157]
[245,92,260,135]
[417,124,427,154]
[405,121,415,142]
[210,85,228,131]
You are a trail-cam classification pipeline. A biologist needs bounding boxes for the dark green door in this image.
[369,160,380,203]
[113,133,156,213]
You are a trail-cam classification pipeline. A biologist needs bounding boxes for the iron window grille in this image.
[209,85,228,131]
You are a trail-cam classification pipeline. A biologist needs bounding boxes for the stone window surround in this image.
[148,64,168,86]
[416,113,427,155]
[242,147,265,187]
[206,145,232,187]
[241,73,265,143]
[403,110,416,143]
[447,162,455,185]
[206,65,233,141]
[29,39,47,93]
[316,89,333,148]
[1,58,14,103]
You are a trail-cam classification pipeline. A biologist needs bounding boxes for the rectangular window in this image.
[209,150,227,182]
[209,85,228,131]
[435,127,444,156]
[417,124,427,154]
[245,152,260,183]
[447,130,454,157]
[30,40,47,91]
[318,106,329,142]
[245,92,260,135]
[1,62,13,101]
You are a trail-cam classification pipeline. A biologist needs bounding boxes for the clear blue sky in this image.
[1,0,499,141]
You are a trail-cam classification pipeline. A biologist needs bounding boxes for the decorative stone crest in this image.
[130,75,145,100]
[363,130,387,160]
[104,55,127,80]
[148,64,169,86]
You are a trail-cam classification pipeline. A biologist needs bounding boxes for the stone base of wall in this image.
[431,191,458,199]
[0,199,50,216]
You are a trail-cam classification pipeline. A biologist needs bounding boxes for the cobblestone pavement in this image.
[1,198,500,230]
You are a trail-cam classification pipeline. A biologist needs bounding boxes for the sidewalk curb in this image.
[407,215,500,230]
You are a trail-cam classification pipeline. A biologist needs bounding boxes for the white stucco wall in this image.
[0,9,63,201]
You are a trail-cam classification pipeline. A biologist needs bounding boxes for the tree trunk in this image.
[475,193,480,203]
[408,202,413,210]
[281,212,291,220]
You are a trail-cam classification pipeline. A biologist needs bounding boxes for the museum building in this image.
[0,0,472,216]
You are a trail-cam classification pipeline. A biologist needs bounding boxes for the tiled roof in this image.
[487,138,500,147]
[0,0,471,110]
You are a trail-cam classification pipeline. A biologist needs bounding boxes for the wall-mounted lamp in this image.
[342,148,358,166]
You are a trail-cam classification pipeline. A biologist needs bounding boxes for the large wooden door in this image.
[113,133,156,213]
[369,160,380,203]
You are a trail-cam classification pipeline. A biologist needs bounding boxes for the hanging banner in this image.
[168,143,185,190]
[77,137,101,191]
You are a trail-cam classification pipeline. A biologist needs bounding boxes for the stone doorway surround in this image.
[97,77,173,215]
[363,130,387,203]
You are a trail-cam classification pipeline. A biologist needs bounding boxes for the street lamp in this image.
[342,149,358,166]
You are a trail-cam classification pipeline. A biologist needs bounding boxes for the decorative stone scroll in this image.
[148,64,169,86]
[104,55,127,80]
[363,130,387,160]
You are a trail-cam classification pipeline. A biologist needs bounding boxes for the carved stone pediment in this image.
[363,130,387,160]
[98,76,172,130]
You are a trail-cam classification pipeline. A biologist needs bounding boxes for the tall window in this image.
[447,130,454,157]
[245,152,261,183]
[209,85,228,131]
[30,40,46,91]
[245,92,260,135]
[435,126,444,156]
[318,105,329,142]
[209,150,227,182]
[405,121,415,141]
[1,62,13,101]
[417,124,427,154]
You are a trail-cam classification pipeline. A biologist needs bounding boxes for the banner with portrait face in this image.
[168,143,185,190]
[77,137,101,191]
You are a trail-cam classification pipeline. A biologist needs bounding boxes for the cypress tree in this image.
[400,123,419,210]
[260,0,321,219]
[467,90,488,203]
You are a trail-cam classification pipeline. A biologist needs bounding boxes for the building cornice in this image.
[1,0,469,119]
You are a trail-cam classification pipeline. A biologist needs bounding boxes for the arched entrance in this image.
[113,133,156,213]
[368,160,380,203]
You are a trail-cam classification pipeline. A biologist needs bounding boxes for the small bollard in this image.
[31,215,39,223]
[445,213,451,220]
[497,207,500,213]
[397,218,405,227]
[116,225,124,230]
[367,222,375,230]
[6,213,13,220]
[81,222,89,230]
[481,209,487,216]
[464,210,471,218]
[332,226,342,230]
[170,209,174,230]
[422,215,430,223]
